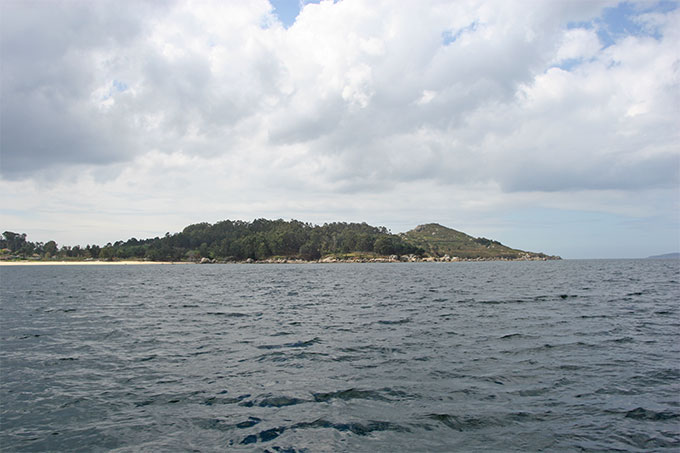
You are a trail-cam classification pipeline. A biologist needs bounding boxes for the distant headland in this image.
[646,252,680,260]
[1,220,561,264]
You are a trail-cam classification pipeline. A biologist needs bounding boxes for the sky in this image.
[1,0,678,259]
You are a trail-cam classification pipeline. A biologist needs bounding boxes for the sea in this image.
[1,260,679,452]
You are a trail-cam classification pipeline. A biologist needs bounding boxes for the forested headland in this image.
[1,219,423,262]
[1,219,559,262]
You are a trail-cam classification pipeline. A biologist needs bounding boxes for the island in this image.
[1,219,560,263]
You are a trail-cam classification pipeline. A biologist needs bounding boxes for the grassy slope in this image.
[401,223,555,259]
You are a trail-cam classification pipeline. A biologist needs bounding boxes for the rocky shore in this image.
[198,253,560,264]
[1,253,559,266]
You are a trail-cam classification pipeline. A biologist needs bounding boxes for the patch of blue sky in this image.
[270,0,324,28]
[556,2,677,71]
[566,20,594,30]
[551,57,587,71]
[269,0,299,28]
[112,80,128,92]
[569,1,678,48]
[441,22,477,45]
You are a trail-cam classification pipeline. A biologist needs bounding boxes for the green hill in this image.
[401,223,559,260]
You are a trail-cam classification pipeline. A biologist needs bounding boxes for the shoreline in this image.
[0,260,188,266]
[0,256,559,266]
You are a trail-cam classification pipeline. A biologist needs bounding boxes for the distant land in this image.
[1,219,560,263]
[646,252,680,260]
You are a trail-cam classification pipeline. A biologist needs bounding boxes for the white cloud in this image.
[553,28,601,63]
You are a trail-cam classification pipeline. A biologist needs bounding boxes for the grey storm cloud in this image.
[0,1,161,177]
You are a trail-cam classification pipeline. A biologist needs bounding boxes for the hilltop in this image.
[401,223,559,260]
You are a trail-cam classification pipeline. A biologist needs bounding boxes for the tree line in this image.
[1,219,424,261]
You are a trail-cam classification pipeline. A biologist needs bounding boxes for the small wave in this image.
[263,447,301,453]
[427,413,493,431]
[270,331,294,336]
[610,336,634,343]
[257,337,322,350]
[236,417,263,429]
[17,334,41,339]
[594,386,639,396]
[478,299,528,305]
[377,318,411,325]
[313,388,387,402]
[522,341,596,353]
[426,411,545,431]
[239,394,307,408]
[238,418,410,445]
[286,351,330,362]
[499,333,525,339]
[255,351,288,363]
[205,311,249,317]
[311,387,413,402]
[241,427,286,444]
[339,345,404,355]
[293,418,409,436]
[286,338,322,348]
[517,387,549,397]
[559,364,583,371]
[477,299,501,305]
[203,394,250,406]
[195,416,262,432]
[630,368,680,386]
[625,407,680,420]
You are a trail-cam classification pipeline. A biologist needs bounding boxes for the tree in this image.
[299,242,321,261]
[87,245,101,258]
[43,240,57,258]
[373,236,398,255]
[99,245,114,260]
[2,231,27,252]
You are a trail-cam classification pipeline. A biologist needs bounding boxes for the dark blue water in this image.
[1,260,679,452]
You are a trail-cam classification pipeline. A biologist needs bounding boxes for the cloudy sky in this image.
[1,0,678,258]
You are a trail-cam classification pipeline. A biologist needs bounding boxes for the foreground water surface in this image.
[1,260,679,452]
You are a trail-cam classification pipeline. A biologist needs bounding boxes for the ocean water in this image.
[1,260,678,452]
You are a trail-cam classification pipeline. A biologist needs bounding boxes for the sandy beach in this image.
[0,260,189,266]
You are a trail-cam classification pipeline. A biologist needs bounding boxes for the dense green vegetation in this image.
[1,219,424,262]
